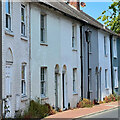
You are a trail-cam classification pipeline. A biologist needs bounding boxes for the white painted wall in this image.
[30,3,81,109]
[2,2,30,117]
[98,30,112,100]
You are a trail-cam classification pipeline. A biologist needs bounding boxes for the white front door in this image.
[5,65,12,118]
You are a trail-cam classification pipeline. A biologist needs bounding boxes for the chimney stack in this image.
[67,0,80,10]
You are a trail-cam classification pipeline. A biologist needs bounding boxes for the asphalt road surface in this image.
[74,108,119,120]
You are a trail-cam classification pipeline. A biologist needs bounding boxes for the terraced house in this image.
[110,35,120,95]
[1,0,120,118]
[2,1,30,118]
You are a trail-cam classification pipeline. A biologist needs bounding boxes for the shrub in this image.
[99,101,103,104]
[20,99,57,119]
[77,101,84,108]
[23,100,49,119]
[45,103,57,115]
[77,98,94,108]
[103,94,118,103]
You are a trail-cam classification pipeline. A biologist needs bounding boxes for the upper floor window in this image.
[21,63,27,96]
[41,67,47,97]
[104,36,107,56]
[6,0,11,30]
[73,68,77,93]
[72,24,77,48]
[41,14,47,43]
[21,4,26,36]
[113,67,118,88]
[113,38,117,58]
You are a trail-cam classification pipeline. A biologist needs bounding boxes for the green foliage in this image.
[23,100,49,119]
[97,0,120,34]
[19,99,57,119]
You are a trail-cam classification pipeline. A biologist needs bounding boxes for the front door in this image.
[55,73,58,110]
[62,73,67,109]
[5,65,12,118]
[62,73,65,108]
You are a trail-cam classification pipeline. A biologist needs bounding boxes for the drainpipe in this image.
[85,29,91,99]
[0,1,2,119]
[80,25,83,100]
[110,35,114,94]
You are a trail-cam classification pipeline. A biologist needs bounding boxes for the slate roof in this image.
[34,0,120,36]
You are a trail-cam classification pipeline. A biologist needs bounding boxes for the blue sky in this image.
[80,2,112,24]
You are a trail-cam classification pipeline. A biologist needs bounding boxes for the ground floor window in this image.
[113,67,118,88]
[73,68,77,93]
[21,63,27,96]
[105,69,108,89]
[41,67,47,97]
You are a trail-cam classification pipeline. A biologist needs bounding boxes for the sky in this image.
[80,2,112,24]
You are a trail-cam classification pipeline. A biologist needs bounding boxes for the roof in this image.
[33,0,120,37]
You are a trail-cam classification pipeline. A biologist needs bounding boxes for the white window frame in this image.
[72,24,77,49]
[41,67,47,98]
[40,14,47,43]
[21,4,26,36]
[6,0,11,31]
[104,36,107,56]
[105,69,109,89]
[73,68,77,93]
[113,38,117,58]
[113,67,118,88]
[21,63,27,96]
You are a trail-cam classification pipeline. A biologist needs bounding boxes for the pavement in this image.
[45,101,119,120]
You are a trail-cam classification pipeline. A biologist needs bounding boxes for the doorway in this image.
[5,64,12,118]
[55,65,59,110]
[62,65,67,109]
[4,48,13,118]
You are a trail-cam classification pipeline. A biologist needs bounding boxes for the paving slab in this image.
[44,101,118,120]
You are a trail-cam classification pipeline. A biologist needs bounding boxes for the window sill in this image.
[72,48,77,51]
[73,92,78,95]
[41,97,49,100]
[40,43,48,46]
[113,56,117,59]
[105,54,108,57]
[21,95,28,102]
[5,29,14,37]
[105,88,109,90]
[114,87,118,89]
[21,35,28,41]
[89,90,93,93]
[89,52,92,54]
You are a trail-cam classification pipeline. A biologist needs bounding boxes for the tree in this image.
[97,0,120,34]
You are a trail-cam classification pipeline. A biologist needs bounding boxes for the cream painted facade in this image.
[30,3,81,109]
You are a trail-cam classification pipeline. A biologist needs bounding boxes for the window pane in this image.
[6,1,10,14]
[8,16,11,30]
[6,14,8,28]
[41,15,44,28]
[22,65,25,79]
[21,80,23,94]
[21,7,24,21]
[41,67,47,96]
[72,25,74,37]
[73,69,76,92]
[41,29,44,42]
[105,69,108,88]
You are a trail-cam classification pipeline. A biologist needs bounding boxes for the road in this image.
[74,108,119,120]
